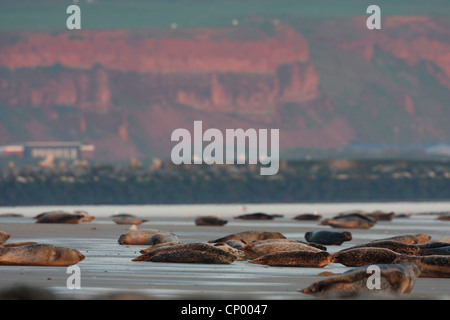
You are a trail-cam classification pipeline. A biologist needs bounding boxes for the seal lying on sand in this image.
[35,211,85,224]
[0,244,84,266]
[320,214,376,229]
[340,240,450,255]
[132,243,237,264]
[300,262,421,296]
[245,238,326,251]
[195,216,228,226]
[113,217,149,225]
[333,247,401,267]
[0,213,24,218]
[293,214,322,221]
[367,211,395,221]
[371,234,431,245]
[305,231,352,245]
[234,213,281,220]
[417,246,450,256]
[35,210,95,222]
[248,250,333,268]
[111,213,137,218]
[208,231,286,243]
[341,241,420,255]
[0,232,10,244]
[243,241,323,260]
[394,255,450,278]
[118,229,162,245]
[149,232,180,246]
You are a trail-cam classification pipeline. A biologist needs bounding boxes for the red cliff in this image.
[342,16,450,89]
[0,26,319,116]
[0,18,448,161]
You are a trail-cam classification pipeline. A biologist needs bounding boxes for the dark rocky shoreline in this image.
[1,159,450,206]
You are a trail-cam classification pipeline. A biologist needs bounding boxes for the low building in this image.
[0,145,24,157]
[0,142,95,160]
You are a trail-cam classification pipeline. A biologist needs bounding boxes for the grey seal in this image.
[300,262,421,296]
[195,216,228,226]
[132,243,237,264]
[305,230,352,245]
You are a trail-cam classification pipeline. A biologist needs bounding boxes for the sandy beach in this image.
[0,203,449,300]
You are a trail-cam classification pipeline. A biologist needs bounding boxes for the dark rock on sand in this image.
[195,216,228,226]
[293,213,322,221]
[234,213,281,220]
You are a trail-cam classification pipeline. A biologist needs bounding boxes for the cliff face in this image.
[342,17,450,89]
[0,18,449,161]
[0,26,318,117]
[0,26,326,159]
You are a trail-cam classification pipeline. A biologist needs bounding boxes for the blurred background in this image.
[0,0,449,205]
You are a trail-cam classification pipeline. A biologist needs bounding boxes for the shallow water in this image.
[0,202,449,300]
[1,201,450,218]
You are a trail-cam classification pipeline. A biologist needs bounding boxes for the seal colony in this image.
[0,208,449,299]
[123,210,450,297]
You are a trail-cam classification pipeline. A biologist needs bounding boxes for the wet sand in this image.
[0,208,449,300]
